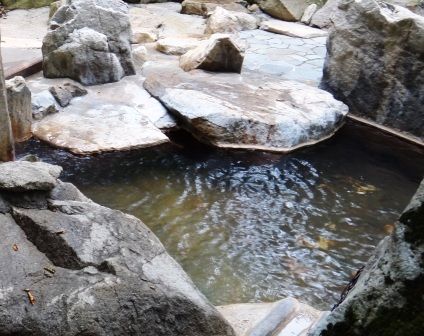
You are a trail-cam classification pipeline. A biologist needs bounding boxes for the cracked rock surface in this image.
[0,161,235,336]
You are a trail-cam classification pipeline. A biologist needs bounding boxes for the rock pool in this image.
[16,121,424,310]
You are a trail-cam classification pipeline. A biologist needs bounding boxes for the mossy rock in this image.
[2,0,56,10]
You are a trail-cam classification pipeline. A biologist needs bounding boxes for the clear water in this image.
[16,121,424,310]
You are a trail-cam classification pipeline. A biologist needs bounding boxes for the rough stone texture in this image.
[5,76,32,142]
[131,29,158,44]
[0,161,235,336]
[310,178,424,336]
[49,82,88,107]
[321,0,424,141]
[179,34,244,72]
[310,0,341,28]
[32,104,169,154]
[301,4,318,25]
[0,161,62,191]
[156,37,202,55]
[43,0,136,85]
[181,0,248,16]
[260,20,328,38]
[133,45,149,64]
[32,90,59,120]
[49,0,66,18]
[143,63,348,152]
[205,7,258,34]
[0,35,15,162]
[2,0,55,9]
[258,0,309,22]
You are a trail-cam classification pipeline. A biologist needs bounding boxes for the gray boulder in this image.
[143,63,348,152]
[5,76,32,142]
[49,82,88,107]
[310,178,424,335]
[258,0,309,21]
[179,34,244,73]
[0,161,62,191]
[321,0,424,141]
[43,0,135,85]
[0,161,235,336]
[32,90,59,120]
[310,0,341,28]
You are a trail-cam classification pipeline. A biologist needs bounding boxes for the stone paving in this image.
[239,29,327,86]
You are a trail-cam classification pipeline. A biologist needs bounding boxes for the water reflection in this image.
[16,121,424,310]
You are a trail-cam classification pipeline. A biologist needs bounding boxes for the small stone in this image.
[49,82,88,107]
[179,34,244,73]
[32,90,59,120]
[131,30,158,44]
[205,7,258,34]
[132,45,148,64]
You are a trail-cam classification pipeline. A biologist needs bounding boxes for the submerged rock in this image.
[321,0,424,141]
[310,178,424,335]
[0,161,235,336]
[5,76,32,142]
[43,0,135,85]
[205,6,258,34]
[179,34,244,72]
[258,0,309,22]
[49,82,88,107]
[143,63,348,152]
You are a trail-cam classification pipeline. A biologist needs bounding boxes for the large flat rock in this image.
[28,74,174,155]
[143,63,348,152]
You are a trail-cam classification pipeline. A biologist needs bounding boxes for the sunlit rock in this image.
[181,0,248,17]
[260,20,327,38]
[258,0,309,22]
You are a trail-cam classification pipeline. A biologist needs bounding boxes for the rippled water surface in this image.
[17,122,424,310]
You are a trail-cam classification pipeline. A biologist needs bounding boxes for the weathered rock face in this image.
[0,161,236,336]
[43,0,135,85]
[2,0,55,10]
[301,3,318,25]
[49,82,88,107]
[5,76,32,142]
[310,0,341,29]
[156,37,202,56]
[181,0,248,17]
[310,178,424,336]
[180,34,244,72]
[205,7,258,34]
[143,63,348,152]
[258,0,309,21]
[32,90,59,120]
[321,0,424,141]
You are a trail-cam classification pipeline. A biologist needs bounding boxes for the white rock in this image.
[32,90,59,121]
[132,45,148,64]
[260,20,328,38]
[258,0,309,21]
[179,34,244,72]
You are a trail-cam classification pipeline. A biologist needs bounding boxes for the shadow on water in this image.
[15,120,424,310]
